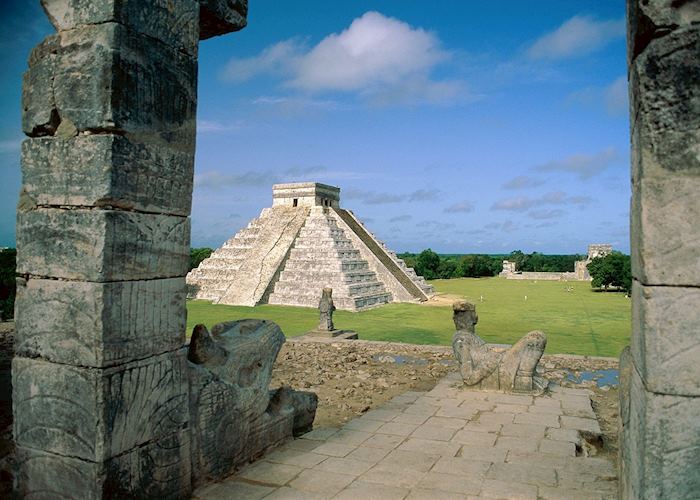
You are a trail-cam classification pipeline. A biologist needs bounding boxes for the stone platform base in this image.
[304,329,359,340]
[195,371,616,499]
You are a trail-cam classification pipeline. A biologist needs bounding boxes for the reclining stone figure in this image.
[451,300,547,393]
[188,319,317,485]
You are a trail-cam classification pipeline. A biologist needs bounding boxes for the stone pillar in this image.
[13,1,246,497]
[621,1,700,498]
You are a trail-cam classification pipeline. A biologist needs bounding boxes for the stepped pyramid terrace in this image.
[187,183,434,311]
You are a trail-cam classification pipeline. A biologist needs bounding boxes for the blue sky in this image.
[0,1,629,254]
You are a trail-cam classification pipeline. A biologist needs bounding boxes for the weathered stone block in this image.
[629,27,700,180]
[15,430,191,499]
[631,282,700,396]
[41,0,199,55]
[104,429,192,499]
[618,347,633,500]
[629,27,700,286]
[631,175,700,286]
[15,277,186,367]
[21,135,194,215]
[13,351,188,462]
[628,0,700,60]
[622,359,700,499]
[199,0,248,40]
[22,23,196,142]
[17,208,189,281]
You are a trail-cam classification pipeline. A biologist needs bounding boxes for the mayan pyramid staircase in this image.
[187,206,309,304]
[334,209,435,298]
[267,208,392,310]
[187,182,434,311]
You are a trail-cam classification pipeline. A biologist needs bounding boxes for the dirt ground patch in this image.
[421,292,464,307]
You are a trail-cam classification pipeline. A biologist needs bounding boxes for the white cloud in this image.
[527,16,624,60]
[290,12,447,91]
[344,187,442,205]
[197,119,244,134]
[566,76,628,117]
[416,220,456,231]
[492,191,592,212]
[252,95,342,115]
[195,165,326,189]
[409,189,442,202]
[604,76,628,116]
[501,175,545,190]
[534,147,618,180]
[222,39,303,82]
[344,188,405,205]
[528,209,565,220]
[444,201,474,213]
[0,138,22,153]
[221,11,467,105]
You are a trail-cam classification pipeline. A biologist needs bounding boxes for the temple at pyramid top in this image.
[272,182,340,208]
[187,182,434,311]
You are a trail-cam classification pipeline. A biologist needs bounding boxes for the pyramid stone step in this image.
[278,270,378,284]
[272,280,384,297]
[288,248,362,260]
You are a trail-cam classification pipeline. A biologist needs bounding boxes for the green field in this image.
[187,277,631,358]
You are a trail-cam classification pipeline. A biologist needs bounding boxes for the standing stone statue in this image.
[303,287,357,339]
[318,287,335,332]
[451,300,547,393]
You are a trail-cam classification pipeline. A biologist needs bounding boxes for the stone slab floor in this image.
[194,372,617,499]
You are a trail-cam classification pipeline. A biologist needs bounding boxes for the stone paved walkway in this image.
[194,372,617,499]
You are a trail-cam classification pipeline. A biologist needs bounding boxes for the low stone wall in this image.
[505,272,579,281]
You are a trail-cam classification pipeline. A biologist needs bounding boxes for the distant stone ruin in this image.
[451,300,547,393]
[188,182,434,311]
[499,243,613,281]
[574,244,613,281]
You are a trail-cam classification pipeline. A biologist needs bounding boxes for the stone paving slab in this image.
[195,372,617,499]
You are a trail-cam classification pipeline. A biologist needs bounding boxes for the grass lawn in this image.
[186,277,631,358]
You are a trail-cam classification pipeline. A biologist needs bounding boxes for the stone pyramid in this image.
[187,182,434,311]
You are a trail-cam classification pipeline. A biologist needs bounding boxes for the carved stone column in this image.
[621,1,700,498]
[13,1,246,497]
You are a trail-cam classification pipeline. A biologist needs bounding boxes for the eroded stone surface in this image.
[23,23,197,143]
[40,0,199,55]
[13,351,189,462]
[22,136,194,215]
[621,358,700,499]
[17,208,190,281]
[14,277,186,367]
[15,431,192,500]
[199,0,248,39]
[631,282,700,396]
[14,0,253,497]
[622,4,700,497]
[630,26,700,286]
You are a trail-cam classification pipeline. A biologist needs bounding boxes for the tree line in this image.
[399,249,586,280]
